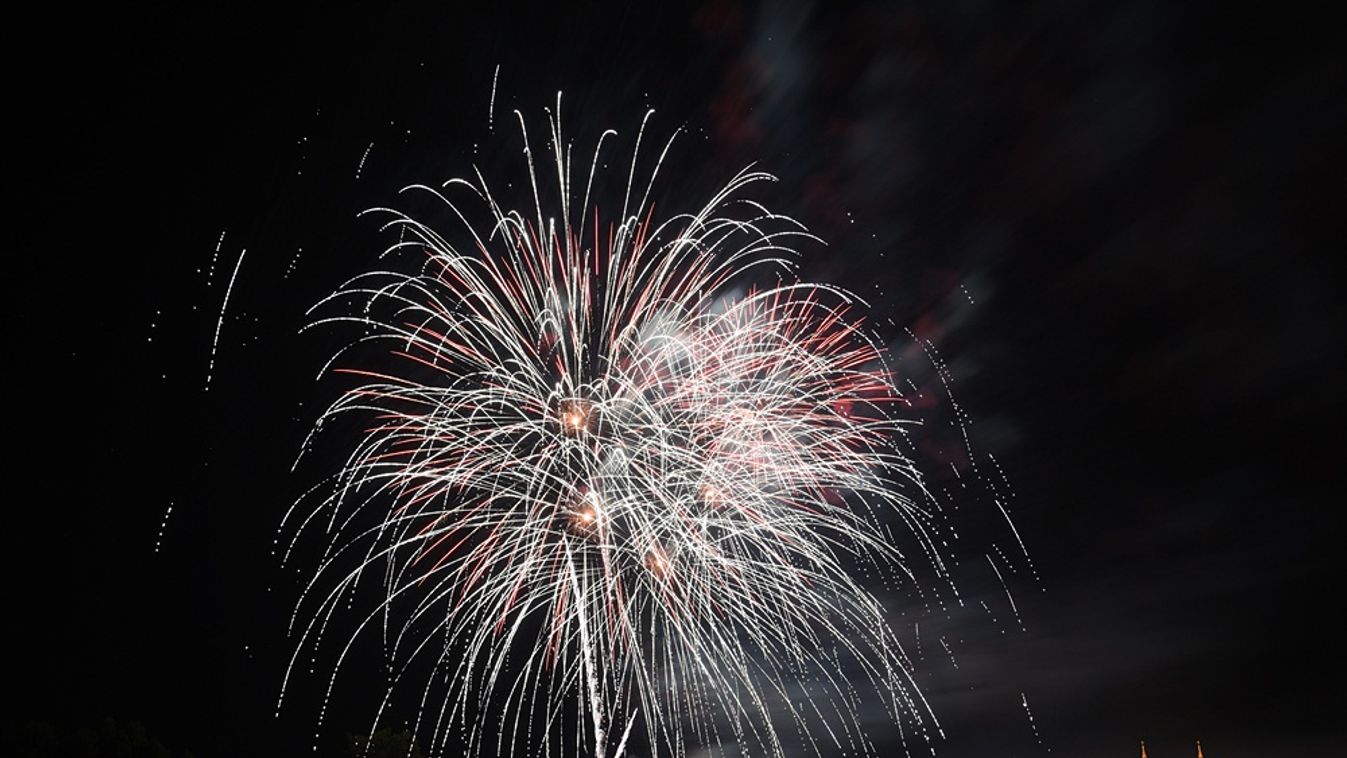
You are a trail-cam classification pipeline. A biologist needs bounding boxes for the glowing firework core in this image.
[282,105,941,758]
[557,397,594,435]
[566,490,604,538]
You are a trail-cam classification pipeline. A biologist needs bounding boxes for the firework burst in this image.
[279,100,947,757]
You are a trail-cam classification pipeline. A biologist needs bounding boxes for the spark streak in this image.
[489,64,500,132]
[205,247,246,391]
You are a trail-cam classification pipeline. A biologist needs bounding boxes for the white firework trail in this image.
[1021,692,1049,752]
[279,99,962,758]
[208,229,225,285]
[205,246,246,392]
[986,554,1025,633]
[489,64,500,132]
[357,141,374,179]
[285,247,304,280]
[154,501,174,554]
[937,637,958,670]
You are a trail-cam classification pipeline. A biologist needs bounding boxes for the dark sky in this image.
[11,2,1344,757]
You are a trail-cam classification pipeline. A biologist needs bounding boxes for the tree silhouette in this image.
[343,728,424,758]
[1,717,186,758]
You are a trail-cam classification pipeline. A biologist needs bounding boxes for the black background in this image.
[11,1,1344,756]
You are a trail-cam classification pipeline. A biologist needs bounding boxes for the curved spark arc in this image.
[281,98,949,758]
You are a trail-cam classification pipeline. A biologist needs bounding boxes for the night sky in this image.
[12,2,1344,757]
